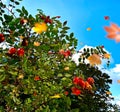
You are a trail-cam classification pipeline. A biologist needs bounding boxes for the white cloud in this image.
[112,64,120,73]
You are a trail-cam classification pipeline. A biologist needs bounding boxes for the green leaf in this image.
[8,71,18,76]
[57,73,63,77]
[63,21,67,26]
[0,74,5,82]
[63,27,70,30]
[66,97,71,106]
[65,73,72,77]
[0,17,3,21]
[19,29,25,34]
[71,108,79,112]
[70,32,74,38]
[22,6,28,16]
[16,9,22,13]
[4,14,13,23]
[15,1,20,5]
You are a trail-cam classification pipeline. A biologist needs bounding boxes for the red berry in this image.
[0,33,5,43]
[8,47,17,55]
[64,91,69,95]
[48,19,53,24]
[104,16,110,20]
[20,19,27,24]
[40,15,46,20]
[34,76,40,81]
[63,50,71,58]
[101,46,104,48]
[20,19,25,24]
[71,87,81,96]
[73,76,80,85]
[78,78,85,89]
[17,48,25,57]
[56,16,61,18]
[87,77,94,85]
[84,81,92,90]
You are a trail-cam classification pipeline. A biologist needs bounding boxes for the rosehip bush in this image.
[0,0,114,111]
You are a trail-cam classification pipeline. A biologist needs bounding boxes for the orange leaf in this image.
[87,54,101,65]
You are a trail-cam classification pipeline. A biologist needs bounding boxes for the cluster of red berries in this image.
[59,49,71,58]
[8,47,25,57]
[0,33,5,43]
[70,76,94,96]
[40,16,53,24]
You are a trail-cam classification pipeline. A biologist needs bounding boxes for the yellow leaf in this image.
[19,36,24,39]
[50,94,61,99]
[18,74,24,79]
[32,22,47,34]
[64,67,69,71]
[34,42,40,46]
[106,91,111,95]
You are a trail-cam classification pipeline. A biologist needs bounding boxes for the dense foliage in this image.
[0,0,115,111]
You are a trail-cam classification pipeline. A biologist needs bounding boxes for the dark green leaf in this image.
[15,1,20,5]
[70,32,74,38]
[63,21,67,26]
[22,6,28,16]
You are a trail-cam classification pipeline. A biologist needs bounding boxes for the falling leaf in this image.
[104,22,120,42]
[104,16,110,20]
[117,80,120,83]
[86,27,91,31]
[87,54,101,65]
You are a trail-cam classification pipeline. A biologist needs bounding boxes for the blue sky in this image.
[4,0,120,105]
